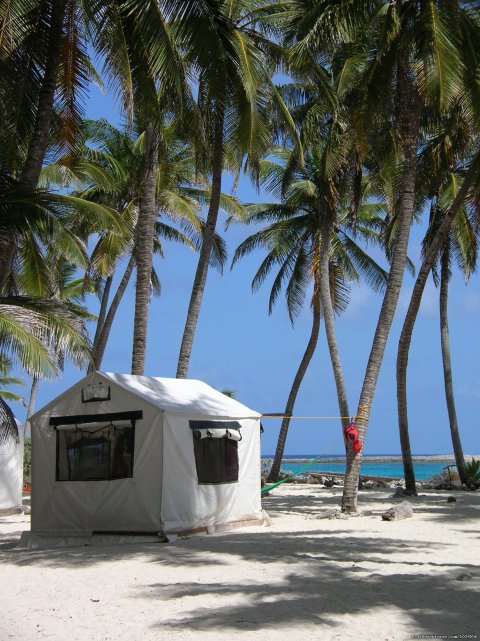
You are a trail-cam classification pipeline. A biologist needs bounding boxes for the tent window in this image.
[190,420,241,484]
[56,423,135,481]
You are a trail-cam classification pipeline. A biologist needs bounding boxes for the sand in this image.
[1,485,479,641]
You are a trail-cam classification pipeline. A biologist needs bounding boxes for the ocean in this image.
[262,455,456,480]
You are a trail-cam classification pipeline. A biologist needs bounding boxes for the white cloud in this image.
[398,280,438,319]
[459,290,480,316]
[457,382,480,405]
[342,284,375,322]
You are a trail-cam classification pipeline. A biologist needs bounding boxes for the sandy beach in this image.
[1,485,479,641]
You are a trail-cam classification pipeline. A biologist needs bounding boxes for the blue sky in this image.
[14,83,480,456]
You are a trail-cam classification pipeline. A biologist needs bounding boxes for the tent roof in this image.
[31,372,261,420]
[99,373,260,417]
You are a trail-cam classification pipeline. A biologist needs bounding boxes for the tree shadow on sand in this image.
[134,526,479,637]
[145,569,478,637]
[262,487,480,526]
[0,488,478,638]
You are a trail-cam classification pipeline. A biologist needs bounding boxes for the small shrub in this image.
[23,438,31,482]
[463,458,480,490]
[261,459,293,481]
[261,458,273,478]
[426,473,446,488]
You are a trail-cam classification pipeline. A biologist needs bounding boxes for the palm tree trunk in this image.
[398,359,417,496]
[0,242,16,294]
[268,295,321,482]
[24,374,39,438]
[88,274,113,372]
[131,122,159,375]
[19,0,67,190]
[439,247,468,485]
[94,254,135,370]
[342,66,422,513]
[0,0,67,291]
[396,148,480,500]
[176,101,225,378]
[319,216,350,434]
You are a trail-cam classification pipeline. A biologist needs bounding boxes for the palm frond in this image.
[0,397,19,446]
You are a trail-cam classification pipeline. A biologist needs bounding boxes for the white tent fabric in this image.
[30,372,262,538]
[0,432,23,512]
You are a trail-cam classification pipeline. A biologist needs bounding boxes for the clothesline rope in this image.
[261,434,347,494]
[262,415,353,419]
[259,406,370,493]
[261,405,370,421]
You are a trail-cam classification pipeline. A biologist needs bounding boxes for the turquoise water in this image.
[262,456,453,480]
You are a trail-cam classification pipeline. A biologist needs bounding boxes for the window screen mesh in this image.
[190,420,240,484]
[56,423,134,481]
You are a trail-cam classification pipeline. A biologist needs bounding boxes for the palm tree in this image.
[397,169,480,492]
[1,154,101,384]
[0,167,119,380]
[0,0,193,288]
[232,146,388,481]
[175,0,298,378]
[396,60,480,492]
[94,122,231,372]
[267,288,322,483]
[46,118,234,371]
[127,4,205,374]
[0,356,26,406]
[131,118,160,374]
[285,0,478,511]
[0,154,124,385]
[396,150,480,480]
[0,294,92,378]
[0,396,20,448]
[0,0,91,285]
[20,257,92,427]
[438,241,471,486]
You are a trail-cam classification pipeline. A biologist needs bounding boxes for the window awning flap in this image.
[193,428,242,441]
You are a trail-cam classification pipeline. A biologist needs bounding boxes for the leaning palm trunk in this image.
[19,0,67,190]
[93,254,136,371]
[268,295,321,482]
[0,238,18,294]
[398,365,418,496]
[439,248,468,485]
[88,274,113,372]
[176,102,225,378]
[0,0,67,291]
[396,148,480,498]
[319,217,350,436]
[177,101,225,378]
[341,71,422,513]
[25,374,39,438]
[131,122,159,374]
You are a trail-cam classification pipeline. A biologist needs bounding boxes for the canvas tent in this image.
[0,398,23,513]
[30,372,263,538]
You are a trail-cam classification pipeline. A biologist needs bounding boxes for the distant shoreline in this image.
[261,454,480,463]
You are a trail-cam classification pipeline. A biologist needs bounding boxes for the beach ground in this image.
[1,485,479,641]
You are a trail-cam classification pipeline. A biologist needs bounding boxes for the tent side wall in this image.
[161,415,261,533]
[31,377,164,535]
[0,435,23,511]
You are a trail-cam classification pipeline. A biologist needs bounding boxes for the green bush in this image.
[261,459,294,482]
[23,438,31,482]
[463,458,480,490]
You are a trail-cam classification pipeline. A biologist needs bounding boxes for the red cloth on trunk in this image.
[344,421,362,453]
